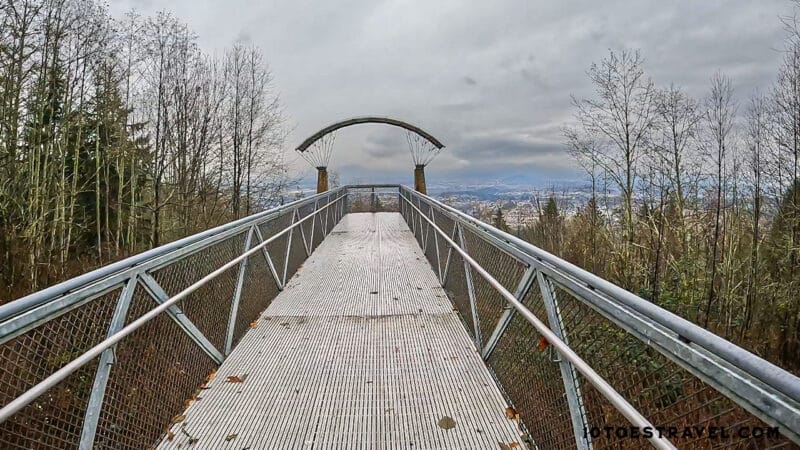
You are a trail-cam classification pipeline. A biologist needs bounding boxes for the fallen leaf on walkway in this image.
[504,407,517,420]
[498,444,511,450]
[437,416,456,430]
[537,336,549,351]
[207,369,216,382]
[167,431,175,441]
[226,433,237,441]
[226,374,248,383]
[172,414,185,424]
[249,321,258,328]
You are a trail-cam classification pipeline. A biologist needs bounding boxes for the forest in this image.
[489,11,800,375]
[0,0,290,302]
[2,0,799,377]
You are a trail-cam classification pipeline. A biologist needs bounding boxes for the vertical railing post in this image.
[79,276,138,450]
[253,225,283,291]
[371,187,376,211]
[309,200,318,252]
[440,222,460,286]
[323,195,330,235]
[537,270,592,450]
[482,266,537,359]
[224,226,254,355]
[457,223,482,349]
[283,209,297,285]
[428,205,442,281]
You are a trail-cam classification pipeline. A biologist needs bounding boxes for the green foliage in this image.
[492,207,510,232]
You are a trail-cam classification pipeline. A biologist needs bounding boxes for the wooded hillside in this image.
[0,1,289,301]
[508,10,800,374]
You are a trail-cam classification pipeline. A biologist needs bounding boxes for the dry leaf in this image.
[498,443,511,450]
[504,407,517,420]
[207,369,216,382]
[437,416,456,430]
[167,430,175,441]
[510,443,520,448]
[249,321,258,329]
[537,336,549,351]
[226,433,237,441]
[226,374,248,383]
[172,414,185,424]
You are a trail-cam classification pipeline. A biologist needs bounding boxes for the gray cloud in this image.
[109,0,792,185]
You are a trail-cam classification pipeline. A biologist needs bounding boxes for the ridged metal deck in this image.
[158,212,521,449]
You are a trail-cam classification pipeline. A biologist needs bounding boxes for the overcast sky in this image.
[111,0,793,187]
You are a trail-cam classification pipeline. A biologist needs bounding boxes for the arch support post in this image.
[316,167,329,193]
[414,165,427,195]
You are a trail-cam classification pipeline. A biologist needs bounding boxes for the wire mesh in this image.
[150,231,247,351]
[231,250,280,348]
[259,210,292,280]
[487,283,577,450]
[461,226,528,346]
[401,189,799,450]
[0,194,340,450]
[0,289,120,449]
[555,288,794,449]
[92,283,218,449]
[347,188,399,213]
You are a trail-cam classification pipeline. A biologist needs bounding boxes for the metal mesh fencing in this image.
[556,288,792,449]
[151,231,247,351]
[347,187,400,213]
[93,283,218,449]
[0,190,346,450]
[400,187,800,450]
[487,285,576,450]
[0,289,121,449]
[462,227,528,348]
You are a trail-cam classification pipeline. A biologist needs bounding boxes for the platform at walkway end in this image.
[158,212,522,449]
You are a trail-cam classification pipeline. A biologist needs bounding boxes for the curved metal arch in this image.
[296,116,444,153]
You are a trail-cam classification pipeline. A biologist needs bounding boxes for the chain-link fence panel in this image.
[150,231,246,352]
[555,286,794,449]
[487,283,577,450]
[0,289,121,449]
[462,226,527,347]
[0,190,347,450]
[93,282,218,449]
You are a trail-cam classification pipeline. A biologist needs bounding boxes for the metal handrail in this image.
[0,187,348,323]
[400,194,676,450]
[400,185,800,445]
[403,186,800,403]
[0,192,347,423]
[2,183,799,449]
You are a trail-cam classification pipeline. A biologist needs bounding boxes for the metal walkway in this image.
[158,213,521,449]
[2,185,799,450]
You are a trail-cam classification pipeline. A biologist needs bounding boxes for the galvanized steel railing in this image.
[1,184,799,450]
[398,186,800,450]
[0,187,350,449]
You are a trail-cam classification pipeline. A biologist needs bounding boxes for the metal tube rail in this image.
[400,195,677,450]
[0,193,346,424]
[400,186,800,404]
[0,187,349,323]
